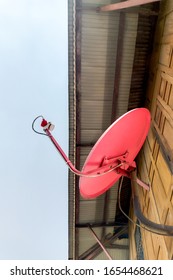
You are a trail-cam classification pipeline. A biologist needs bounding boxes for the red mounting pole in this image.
[39,117,150,190]
[41,118,122,178]
[42,122,85,176]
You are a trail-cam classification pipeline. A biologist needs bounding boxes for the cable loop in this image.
[32,115,48,136]
[119,177,173,236]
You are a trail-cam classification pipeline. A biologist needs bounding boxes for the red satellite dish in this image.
[33,108,150,198]
[79,108,151,198]
[33,107,173,236]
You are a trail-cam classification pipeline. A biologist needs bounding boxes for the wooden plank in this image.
[163,12,173,36]
[151,234,164,259]
[159,77,167,99]
[171,189,173,206]
[142,141,152,172]
[156,150,172,195]
[152,137,160,161]
[154,104,162,126]
[153,124,173,172]
[150,69,162,113]
[157,245,169,259]
[142,230,156,259]
[163,119,173,151]
[141,232,149,259]
[159,112,165,132]
[142,177,172,260]
[158,64,173,78]
[157,240,169,260]
[129,223,137,259]
[157,96,173,124]
[164,208,173,255]
[162,33,173,44]
[98,0,161,12]
[129,0,173,260]
[149,162,155,183]
[164,82,172,103]
[152,171,167,218]
[161,71,173,85]
[159,44,173,67]
[160,0,173,17]
[168,86,173,109]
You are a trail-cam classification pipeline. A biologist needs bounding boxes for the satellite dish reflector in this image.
[33,108,151,198]
[79,108,151,198]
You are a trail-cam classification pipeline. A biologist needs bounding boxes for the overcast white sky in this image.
[0,0,68,259]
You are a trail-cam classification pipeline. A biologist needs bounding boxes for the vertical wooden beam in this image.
[98,0,161,12]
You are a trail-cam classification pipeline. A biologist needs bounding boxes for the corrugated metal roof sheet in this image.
[75,2,138,258]
[68,0,159,259]
[68,0,76,260]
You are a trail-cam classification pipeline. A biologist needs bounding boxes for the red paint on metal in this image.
[79,108,151,199]
[41,119,48,127]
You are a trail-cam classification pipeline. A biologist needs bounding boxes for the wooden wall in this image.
[129,0,173,260]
